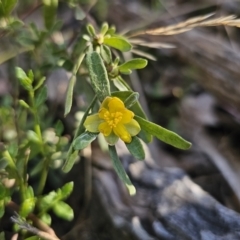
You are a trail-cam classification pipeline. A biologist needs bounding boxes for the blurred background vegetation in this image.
[1,0,240,239]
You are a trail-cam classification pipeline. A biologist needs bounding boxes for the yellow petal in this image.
[113,124,131,143]
[124,119,141,136]
[108,97,125,112]
[120,109,134,124]
[101,96,112,109]
[84,114,103,132]
[99,122,112,136]
[98,108,108,119]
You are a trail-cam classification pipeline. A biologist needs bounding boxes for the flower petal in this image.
[101,96,112,109]
[108,97,125,112]
[99,122,112,136]
[124,119,141,136]
[113,124,131,143]
[98,108,108,119]
[104,132,119,145]
[120,109,134,124]
[84,114,103,132]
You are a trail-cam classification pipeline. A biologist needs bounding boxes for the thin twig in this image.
[7,201,58,237]
[11,212,60,240]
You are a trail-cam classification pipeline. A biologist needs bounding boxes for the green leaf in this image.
[104,36,132,52]
[61,182,74,200]
[43,0,58,30]
[86,24,96,37]
[62,150,79,173]
[125,136,145,160]
[25,186,34,199]
[33,77,46,91]
[0,0,17,16]
[40,213,52,226]
[118,58,148,74]
[0,201,4,218]
[135,116,192,150]
[100,45,112,64]
[111,91,152,143]
[7,141,18,158]
[15,67,32,91]
[27,130,41,143]
[124,92,139,109]
[64,52,85,116]
[112,78,128,91]
[19,100,30,109]
[86,51,110,102]
[100,22,109,35]
[64,75,76,117]
[35,86,47,107]
[73,132,98,150]
[19,198,36,217]
[53,201,74,221]
[39,191,57,210]
[55,120,64,137]
[0,184,6,200]
[108,145,136,195]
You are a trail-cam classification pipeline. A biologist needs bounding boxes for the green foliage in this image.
[73,132,98,150]
[0,0,18,16]
[135,115,192,150]
[43,0,58,30]
[125,136,145,160]
[103,36,132,52]
[0,2,193,237]
[108,145,136,195]
[86,51,111,102]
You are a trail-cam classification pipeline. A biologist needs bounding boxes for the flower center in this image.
[103,111,123,128]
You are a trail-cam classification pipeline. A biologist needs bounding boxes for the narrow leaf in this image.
[135,116,192,150]
[124,92,139,109]
[55,120,64,136]
[33,77,46,91]
[35,86,47,107]
[100,45,112,64]
[19,100,30,109]
[73,132,98,150]
[108,145,136,195]
[0,201,4,218]
[53,201,74,221]
[86,24,96,37]
[100,22,109,35]
[61,182,74,199]
[62,150,79,173]
[104,36,132,52]
[64,75,76,116]
[15,67,32,91]
[112,78,129,91]
[118,58,147,74]
[43,0,58,30]
[86,51,110,101]
[125,136,145,160]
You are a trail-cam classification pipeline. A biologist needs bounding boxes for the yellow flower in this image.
[84,97,141,144]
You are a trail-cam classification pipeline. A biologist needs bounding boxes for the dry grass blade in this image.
[131,48,157,61]
[130,39,175,49]
[129,14,240,37]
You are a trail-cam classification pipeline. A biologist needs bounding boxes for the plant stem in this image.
[62,95,98,172]
[3,150,26,201]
